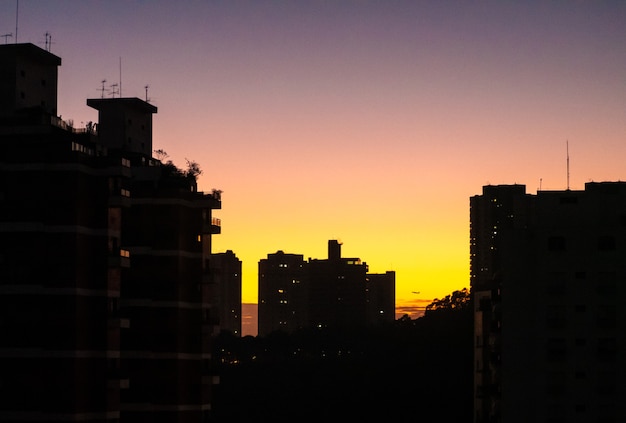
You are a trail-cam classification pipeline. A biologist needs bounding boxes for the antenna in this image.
[44,32,52,52]
[144,85,150,102]
[566,140,570,190]
[1,33,12,44]
[15,0,19,43]
[110,83,119,98]
[100,79,107,98]
[119,57,122,97]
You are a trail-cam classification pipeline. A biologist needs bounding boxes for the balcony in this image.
[202,217,221,234]
[196,190,222,209]
[108,188,131,207]
[108,249,130,268]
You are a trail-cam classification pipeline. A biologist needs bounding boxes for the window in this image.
[598,235,616,251]
[546,306,567,329]
[546,338,567,362]
[546,271,567,295]
[548,236,566,251]
[597,338,617,362]
[596,272,617,296]
[596,306,616,329]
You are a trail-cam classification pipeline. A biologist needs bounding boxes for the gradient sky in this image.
[4,0,625,318]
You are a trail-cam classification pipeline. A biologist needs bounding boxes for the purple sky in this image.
[3,0,625,316]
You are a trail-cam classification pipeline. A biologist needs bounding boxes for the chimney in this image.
[328,239,342,260]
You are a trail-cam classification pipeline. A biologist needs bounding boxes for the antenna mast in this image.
[110,83,119,98]
[15,0,19,43]
[100,80,107,98]
[566,140,570,190]
[44,32,52,52]
[119,57,122,97]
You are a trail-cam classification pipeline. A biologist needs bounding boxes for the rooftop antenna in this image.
[144,85,150,102]
[119,57,122,97]
[110,83,119,98]
[15,0,19,43]
[1,33,12,44]
[566,140,570,190]
[44,32,52,52]
[100,79,107,98]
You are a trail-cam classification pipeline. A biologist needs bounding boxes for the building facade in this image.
[211,250,243,336]
[365,271,396,326]
[307,240,369,330]
[258,240,395,336]
[258,251,308,336]
[471,183,626,423]
[1,43,221,423]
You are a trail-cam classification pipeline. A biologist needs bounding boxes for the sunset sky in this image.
[4,0,625,318]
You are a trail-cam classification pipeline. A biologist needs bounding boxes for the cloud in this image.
[395,298,432,319]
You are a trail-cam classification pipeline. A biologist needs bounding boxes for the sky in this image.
[3,0,625,318]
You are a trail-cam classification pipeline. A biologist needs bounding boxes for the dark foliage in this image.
[211,292,473,422]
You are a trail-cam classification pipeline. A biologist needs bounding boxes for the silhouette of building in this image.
[211,250,242,336]
[258,251,308,336]
[471,183,626,423]
[308,240,369,330]
[366,271,396,326]
[258,240,395,336]
[1,43,221,422]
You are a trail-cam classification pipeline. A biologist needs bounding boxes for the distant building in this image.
[258,251,308,336]
[258,240,395,336]
[0,43,221,422]
[471,183,626,423]
[366,271,396,326]
[211,250,243,336]
[308,240,369,330]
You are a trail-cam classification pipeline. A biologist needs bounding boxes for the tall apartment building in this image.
[258,240,395,336]
[471,183,626,423]
[258,251,308,336]
[0,43,221,422]
[308,240,369,330]
[365,271,396,326]
[211,250,243,336]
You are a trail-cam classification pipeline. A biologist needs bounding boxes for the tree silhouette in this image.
[211,287,474,422]
[424,287,470,314]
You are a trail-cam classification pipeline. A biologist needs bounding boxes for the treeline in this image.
[210,289,473,422]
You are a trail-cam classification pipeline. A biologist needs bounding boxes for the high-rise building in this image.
[258,251,308,336]
[0,43,221,423]
[366,271,396,326]
[471,183,626,423]
[211,250,243,336]
[308,240,369,330]
[258,240,395,335]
